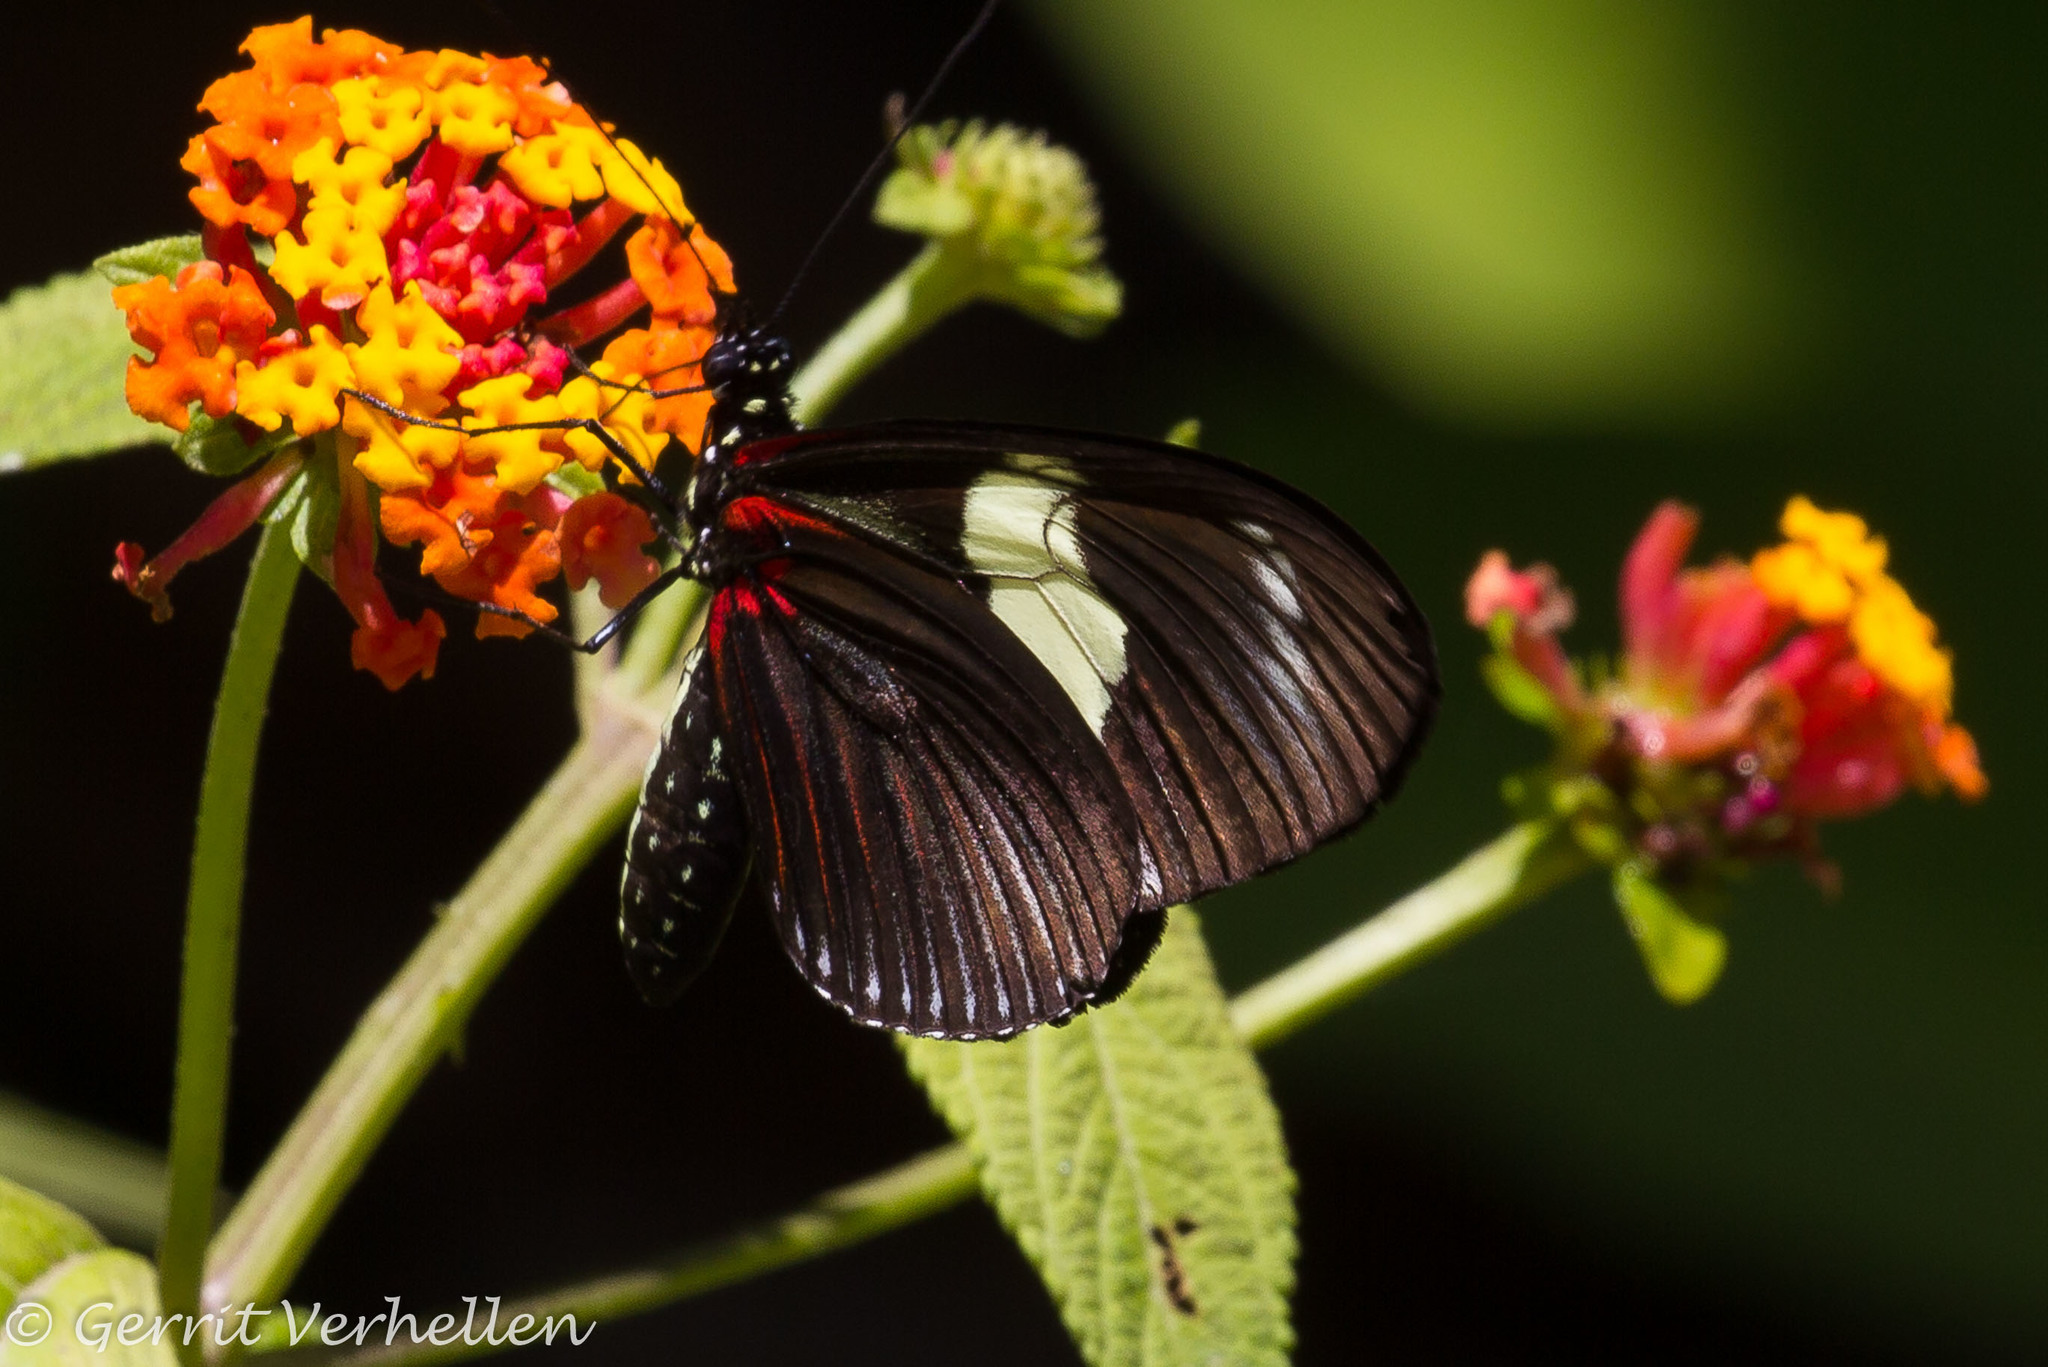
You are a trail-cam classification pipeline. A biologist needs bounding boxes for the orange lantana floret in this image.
[239,17,400,90]
[483,56,581,137]
[561,493,662,609]
[625,215,731,325]
[113,262,276,431]
[379,463,562,637]
[602,324,716,445]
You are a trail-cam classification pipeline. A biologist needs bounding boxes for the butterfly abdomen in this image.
[620,647,753,1006]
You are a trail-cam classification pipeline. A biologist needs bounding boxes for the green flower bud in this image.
[875,121,1123,337]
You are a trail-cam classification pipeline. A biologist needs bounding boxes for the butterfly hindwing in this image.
[704,530,1145,1038]
[720,420,1441,912]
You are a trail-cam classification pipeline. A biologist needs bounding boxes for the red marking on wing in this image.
[729,433,807,467]
[720,494,838,541]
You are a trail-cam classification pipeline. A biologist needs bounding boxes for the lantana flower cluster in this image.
[1469,497,1986,1001]
[110,17,735,687]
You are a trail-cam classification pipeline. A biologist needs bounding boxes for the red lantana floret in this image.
[112,16,735,688]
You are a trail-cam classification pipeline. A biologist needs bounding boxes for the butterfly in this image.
[610,321,1440,1040]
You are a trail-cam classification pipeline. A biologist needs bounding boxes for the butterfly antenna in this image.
[764,0,1001,330]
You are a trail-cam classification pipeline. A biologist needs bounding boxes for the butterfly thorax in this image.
[700,326,797,451]
[685,325,800,578]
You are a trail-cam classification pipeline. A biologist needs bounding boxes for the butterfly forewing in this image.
[694,421,1438,1036]
[706,537,1145,1038]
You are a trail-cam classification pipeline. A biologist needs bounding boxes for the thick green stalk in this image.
[200,716,653,1320]
[290,1147,977,1367]
[787,242,974,423]
[295,821,1589,1367]
[160,524,301,1351]
[1231,820,1589,1047]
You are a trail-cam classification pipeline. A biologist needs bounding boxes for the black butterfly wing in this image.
[703,528,1147,1039]
[722,420,1440,913]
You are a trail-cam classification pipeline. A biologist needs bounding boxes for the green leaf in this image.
[1479,651,1564,730]
[900,910,1296,1367]
[263,447,340,581]
[173,412,286,479]
[0,271,162,471]
[546,461,607,500]
[1161,417,1202,448]
[92,237,204,290]
[0,1250,176,1367]
[0,1179,105,1317]
[1613,862,1728,1004]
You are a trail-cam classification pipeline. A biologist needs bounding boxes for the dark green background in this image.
[0,1,2038,1361]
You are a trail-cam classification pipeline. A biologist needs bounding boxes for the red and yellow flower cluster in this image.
[110,18,735,687]
[1468,498,1985,997]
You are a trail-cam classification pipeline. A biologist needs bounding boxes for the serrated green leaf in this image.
[0,271,162,471]
[901,910,1295,1367]
[0,1180,104,1317]
[263,449,339,581]
[0,1250,175,1367]
[91,237,203,290]
[1613,862,1728,1004]
[172,413,286,478]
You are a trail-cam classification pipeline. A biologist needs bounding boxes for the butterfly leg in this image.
[375,559,697,654]
[339,389,692,548]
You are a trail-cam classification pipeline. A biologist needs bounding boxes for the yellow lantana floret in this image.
[292,139,406,238]
[346,283,464,411]
[343,403,464,492]
[1754,496,1958,716]
[460,375,570,494]
[1779,495,1888,583]
[599,136,689,220]
[235,328,355,433]
[1750,542,1855,621]
[432,78,517,156]
[270,206,390,311]
[333,77,431,161]
[1850,578,1954,714]
[498,124,609,208]
[558,362,672,473]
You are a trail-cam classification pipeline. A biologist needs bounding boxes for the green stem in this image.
[787,242,974,424]
[294,1147,976,1367]
[286,821,1589,1367]
[1230,819,1589,1048]
[160,524,300,1349]
[200,714,654,1321]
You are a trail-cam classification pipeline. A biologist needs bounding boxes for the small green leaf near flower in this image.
[93,237,205,290]
[900,910,1295,1367]
[1613,861,1728,1004]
